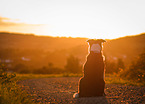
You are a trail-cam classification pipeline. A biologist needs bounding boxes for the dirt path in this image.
[18,77,145,104]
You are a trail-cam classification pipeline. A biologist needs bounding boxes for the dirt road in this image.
[18,77,145,104]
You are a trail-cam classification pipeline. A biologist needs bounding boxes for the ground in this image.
[18,77,145,104]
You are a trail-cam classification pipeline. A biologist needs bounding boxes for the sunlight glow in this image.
[0,0,145,39]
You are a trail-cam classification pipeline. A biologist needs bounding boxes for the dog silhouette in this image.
[78,39,106,97]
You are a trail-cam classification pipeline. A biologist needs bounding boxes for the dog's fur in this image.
[78,39,106,97]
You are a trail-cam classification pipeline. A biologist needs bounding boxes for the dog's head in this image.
[87,39,106,53]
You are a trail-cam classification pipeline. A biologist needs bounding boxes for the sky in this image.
[0,0,145,39]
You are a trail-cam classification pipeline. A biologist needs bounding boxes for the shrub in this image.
[0,63,34,104]
[105,58,125,74]
[119,52,145,82]
[13,63,31,74]
[105,61,117,73]
[65,55,82,73]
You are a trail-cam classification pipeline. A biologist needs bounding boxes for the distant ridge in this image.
[104,33,145,64]
[0,32,144,67]
[0,32,87,51]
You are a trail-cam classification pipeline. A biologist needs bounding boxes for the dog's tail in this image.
[73,93,79,98]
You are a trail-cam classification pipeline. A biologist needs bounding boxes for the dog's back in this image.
[84,52,104,79]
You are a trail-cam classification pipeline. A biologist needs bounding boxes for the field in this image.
[1,71,145,104]
[17,74,145,103]
[16,73,145,86]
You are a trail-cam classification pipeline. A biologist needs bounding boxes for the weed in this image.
[0,63,34,104]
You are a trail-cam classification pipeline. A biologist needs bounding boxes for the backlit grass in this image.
[0,66,35,104]
[105,74,145,86]
[1,72,144,104]
[0,83,34,104]
[16,73,83,81]
[16,73,145,86]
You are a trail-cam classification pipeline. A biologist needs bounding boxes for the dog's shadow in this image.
[74,96,108,104]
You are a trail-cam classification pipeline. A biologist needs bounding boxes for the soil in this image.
[18,77,145,104]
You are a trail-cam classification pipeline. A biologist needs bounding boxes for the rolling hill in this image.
[0,32,144,69]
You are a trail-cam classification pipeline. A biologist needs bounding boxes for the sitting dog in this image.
[75,39,106,98]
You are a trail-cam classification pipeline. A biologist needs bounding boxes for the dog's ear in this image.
[86,39,92,43]
[99,39,106,43]
[87,39,94,46]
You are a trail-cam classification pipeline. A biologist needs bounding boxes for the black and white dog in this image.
[74,39,106,98]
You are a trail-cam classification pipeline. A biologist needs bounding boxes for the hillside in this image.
[0,32,144,69]
[104,33,145,64]
[0,32,87,51]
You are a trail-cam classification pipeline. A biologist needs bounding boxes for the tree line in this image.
[1,51,145,82]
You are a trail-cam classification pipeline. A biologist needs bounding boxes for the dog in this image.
[74,39,106,98]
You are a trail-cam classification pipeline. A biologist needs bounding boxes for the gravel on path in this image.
[18,77,145,104]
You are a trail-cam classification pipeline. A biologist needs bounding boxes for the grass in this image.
[0,83,34,104]
[105,74,145,86]
[0,69,35,104]
[16,73,83,81]
[16,73,145,86]
[1,72,144,104]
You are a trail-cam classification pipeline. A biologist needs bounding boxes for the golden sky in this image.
[0,0,145,39]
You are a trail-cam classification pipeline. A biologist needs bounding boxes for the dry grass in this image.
[16,73,145,86]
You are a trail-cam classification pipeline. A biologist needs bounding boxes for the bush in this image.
[119,52,145,82]
[0,63,34,104]
[105,58,125,74]
[0,63,16,84]
[105,61,117,73]
[65,55,82,73]
[13,63,31,74]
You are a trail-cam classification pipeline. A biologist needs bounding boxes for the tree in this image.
[120,52,145,82]
[105,60,117,73]
[135,52,145,71]
[117,58,125,71]
[48,62,53,69]
[13,63,30,73]
[65,55,81,73]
